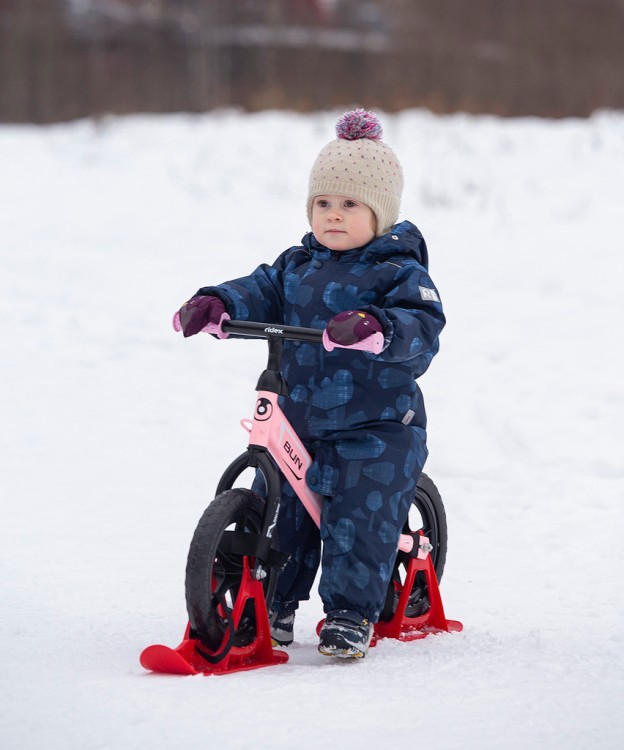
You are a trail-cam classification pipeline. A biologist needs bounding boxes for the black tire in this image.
[380,472,448,621]
[185,489,278,654]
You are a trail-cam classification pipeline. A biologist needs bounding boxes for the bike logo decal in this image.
[255,397,273,421]
[264,326,284,335]
[266,503,280,537]
[283,440,304,481]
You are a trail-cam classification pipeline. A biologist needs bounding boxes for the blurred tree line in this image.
[1,0,623,123]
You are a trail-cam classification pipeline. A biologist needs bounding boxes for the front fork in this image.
[215,448,283,582]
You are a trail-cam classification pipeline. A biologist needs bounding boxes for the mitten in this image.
[324,310,384,353]
[174,295,227,338]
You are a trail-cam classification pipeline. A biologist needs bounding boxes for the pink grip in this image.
[200,311,231,339]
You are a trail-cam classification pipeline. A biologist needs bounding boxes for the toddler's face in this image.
[311,194,376,251]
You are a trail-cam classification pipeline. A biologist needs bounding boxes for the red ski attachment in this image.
[373,546,462,642]
[140,560,288,676]
[316,544,462,645]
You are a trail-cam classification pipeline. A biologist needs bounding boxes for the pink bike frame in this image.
[240,389,429,558]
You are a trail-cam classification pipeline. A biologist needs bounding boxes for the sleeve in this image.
[361,261,445,364]
[194,250,290,324]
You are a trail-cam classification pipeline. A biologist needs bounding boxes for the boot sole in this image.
[318,645,367,658]
[271,637,293,648]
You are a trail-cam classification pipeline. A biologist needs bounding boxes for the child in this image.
[175,109,445,658]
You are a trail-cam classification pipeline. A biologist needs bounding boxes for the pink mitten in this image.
[174,295,227,338]
[323,310,384,353]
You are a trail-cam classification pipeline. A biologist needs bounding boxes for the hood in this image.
[302,220,429,270]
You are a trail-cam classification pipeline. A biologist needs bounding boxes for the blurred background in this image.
[2,0,624,123]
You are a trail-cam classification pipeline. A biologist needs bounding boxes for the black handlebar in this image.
[221,319,323,343]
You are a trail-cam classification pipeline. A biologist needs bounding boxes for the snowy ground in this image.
[1,109,623,749]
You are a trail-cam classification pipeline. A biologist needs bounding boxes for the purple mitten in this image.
[176,295,227,338]
[325,310,383,347]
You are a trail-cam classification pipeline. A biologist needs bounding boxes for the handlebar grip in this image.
[201,312,231,339]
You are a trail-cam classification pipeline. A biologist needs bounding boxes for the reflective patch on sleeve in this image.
[401,409,416,425]
[419,286,440,302]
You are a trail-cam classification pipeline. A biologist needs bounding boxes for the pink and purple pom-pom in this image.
[335,109,382,141]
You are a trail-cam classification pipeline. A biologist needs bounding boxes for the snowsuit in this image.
[198,220,445,621]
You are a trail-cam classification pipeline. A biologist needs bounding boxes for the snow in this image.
[1,108,623,749]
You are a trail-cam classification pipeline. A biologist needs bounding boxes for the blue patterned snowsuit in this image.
[198,221,445,621]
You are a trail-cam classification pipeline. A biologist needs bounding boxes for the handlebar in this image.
[220,319,324,344]
[172,311,384,354]
[218,317,384,355]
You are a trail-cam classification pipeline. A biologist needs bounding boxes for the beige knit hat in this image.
[307,109,404,237]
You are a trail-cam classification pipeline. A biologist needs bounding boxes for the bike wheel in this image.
[380,472,448,620]
[185,489,278,654]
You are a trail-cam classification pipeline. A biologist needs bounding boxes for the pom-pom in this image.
[335,109,382,142]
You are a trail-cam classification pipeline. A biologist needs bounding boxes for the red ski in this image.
[140,560,288,676]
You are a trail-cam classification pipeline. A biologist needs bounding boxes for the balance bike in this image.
[141,320,461,676]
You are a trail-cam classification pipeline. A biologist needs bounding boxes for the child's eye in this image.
[317,199,329,207]
[344,200,357,208]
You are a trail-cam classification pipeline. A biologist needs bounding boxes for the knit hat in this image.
[307,109,404,237]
